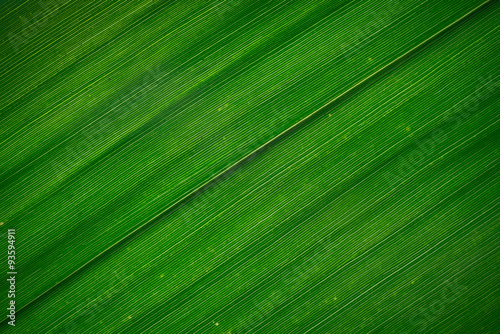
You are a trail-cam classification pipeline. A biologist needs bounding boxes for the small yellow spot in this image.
[328,113,332,117]
[215,322,219,326]
[411,280,415,284]
[333,297,337,300]
[406,126,411,131]
[0,222,4,226]
[160,274,164,278]
[127,316,132,319]
[368,58,372,61]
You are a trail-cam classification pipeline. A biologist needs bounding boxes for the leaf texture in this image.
[0,0,498,333]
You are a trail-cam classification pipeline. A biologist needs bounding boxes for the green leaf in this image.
[0,0,498,333]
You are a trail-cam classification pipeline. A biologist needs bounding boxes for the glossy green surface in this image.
[0,0,498,333]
